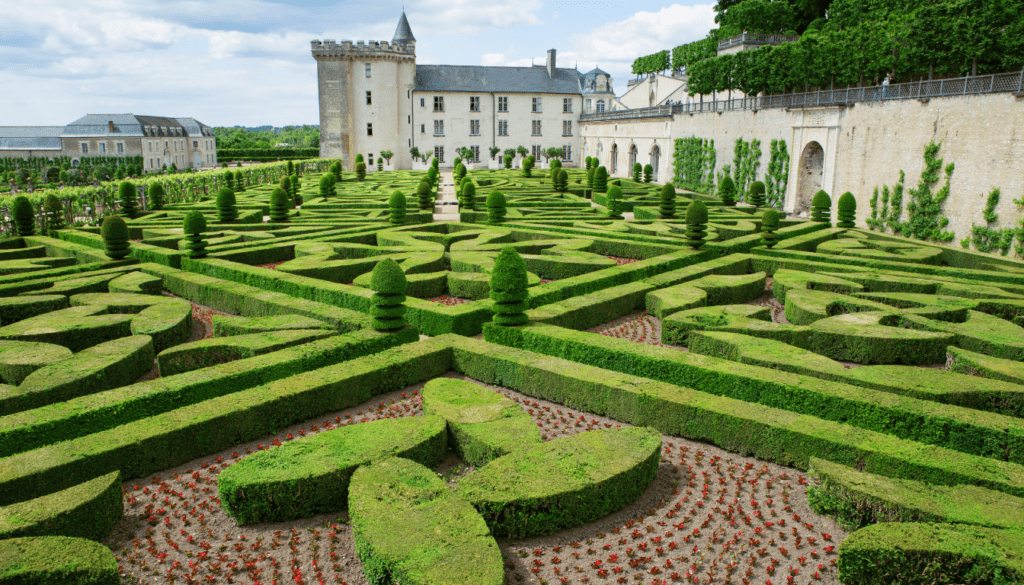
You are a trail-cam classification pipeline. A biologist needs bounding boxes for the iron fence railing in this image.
[717,33,799,51]
[580,70,1024,122]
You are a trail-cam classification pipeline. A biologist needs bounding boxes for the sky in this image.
[0,0,717,128]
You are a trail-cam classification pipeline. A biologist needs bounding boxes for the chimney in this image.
[108,120,115,133]
[547,49,556,79]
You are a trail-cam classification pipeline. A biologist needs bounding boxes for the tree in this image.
[216,187,238,222]
[410,147,422,163]
[490,146,502,161]
[761,209,781,248]
[685,200,709,249]
[811,190,832,223]
[516,146,529,160]
[487,190,507,225]
[269,187,290,222]
[747,181,766,208]
[148,182,166,210]
[660,183,677,218]
[606,186,624,219]
[369,258,408,331]
[837,192,857,228]
[417,180,433,211]
[594,166,609,193]
[633,163,642,183]
[118,181,138,218]
[11,196,35,237]
[380,150,394,167]
[719,176,736,206]
[102,215,131,260]
[489,246,530,326]
[389,190,406,225]
[459,147,475,162]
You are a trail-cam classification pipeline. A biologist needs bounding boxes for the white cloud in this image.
[411,0,544,35]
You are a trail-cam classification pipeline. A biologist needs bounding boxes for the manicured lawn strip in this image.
[458,427,661,538]
[807,457,1024,531]
[0,327,419,460]
[0,536,118,585]
[468,328,1024,495]
[0,471,122,541]
[350,458,504,585]
[0,337,451,506]
[219,416,448,524]
[836,523,1024,585]
[141,263,369,331]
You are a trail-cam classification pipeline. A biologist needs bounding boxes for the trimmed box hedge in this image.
[157,329,335,376]
[0,536,118,585]
[0,471,122,541]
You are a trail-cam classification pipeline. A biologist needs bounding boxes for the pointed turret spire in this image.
[392,10,416,47]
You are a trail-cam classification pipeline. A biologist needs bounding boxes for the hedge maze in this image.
[2,162,1024,585]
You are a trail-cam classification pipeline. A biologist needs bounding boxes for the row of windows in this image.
[80,142,125,154]
[145,139,213,153]
[146,153,216,170]
[424,145,573,163]
[413,120,572,137]
[419,96,574,113]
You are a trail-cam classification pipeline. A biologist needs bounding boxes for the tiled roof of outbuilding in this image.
[0,127,63,150]
[414,65,583,94]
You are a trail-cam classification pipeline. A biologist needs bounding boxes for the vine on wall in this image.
[904,141,955,243]
[731,138,762,201]
[765,139,789,208]
[961,188,1015,255]
[673,137,717,195]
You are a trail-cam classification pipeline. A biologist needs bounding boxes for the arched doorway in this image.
[629,145,638,174]
[795,142,824,214]
[611,144,618,174]
[650,144,661,183]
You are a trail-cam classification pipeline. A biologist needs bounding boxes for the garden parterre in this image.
[1,165,1023,585]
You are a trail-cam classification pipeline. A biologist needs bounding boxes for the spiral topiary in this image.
[460,181,476,212]
[148,182,166,210]
[585,156,593,171]
[101,215,130,260]
[234,170,245,193]
[837,192,856,228]
[331,161,342,180]
[355,154,364,165]
[594,166,609,193]
[369,257,408,331]
[182,210,208,259]
[718,176,736,206]
[487,190,506,225]
[216,187,238,222]
[522,156,534,178]
[747,181,766,208]
[269,187,290,222]
[503,154,512,169]
[633,162,642,183]
[431,157,439,170]
[453,157,462,169]
[489,246,529,326]
[811,190,832,223]
[586,167,596,190]
[11,195,35,237]
[289,174,299,203]
[223,172,234,193]
[606,186,624,219]
[376,159,383,172]
[427,166,438,188]
[355,162,366,181]
[286,161,294,175]
[550,159,561,171]
[455,163,466,184]
[43,194,64,231]
[761,209,781,248]
[278,176,291,198]
[389,190,406,225]
[685,200,708,249]
[416,180,433,211]
[643,164,653,183]
[555,169,568,192]
[118,181,138,218]
[319,174,333,199]
[659,183,677,218]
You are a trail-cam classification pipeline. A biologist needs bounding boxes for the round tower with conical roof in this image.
[312,11,417,170]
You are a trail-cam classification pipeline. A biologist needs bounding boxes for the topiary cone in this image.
[118,181,138,218]
[685,200,708,249]
[489,246,530,326]
[101,215,131,260]
[643,164,653,183]
[461,181,476,212]
[416,180,433,211]
[718,176,736,206]
[289,174,299,205]
[43,194,64,231]
[182,210,208,259]
[748,181,766,208]
[659,183,676,218]
[389,190,406,225]
[594,166,609,193]
[356,162,366,181]
[269,187,290,222]
[761,209,781,248]
[216,187,238,222]
[11,195,35,237]
[811,190,832,223]
[606,186,624,219]
[233,170,245,193]
[487,190,506,225]
[837,192,856,228]
[369,257,408,331]
[319,174,332,199]
[632,163,642,183]
[148,182,166,210]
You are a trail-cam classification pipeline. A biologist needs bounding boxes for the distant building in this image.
[0,114,217,173]
[312,11,613,169]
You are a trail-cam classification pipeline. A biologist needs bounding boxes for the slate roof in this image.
[581,67,615,95]
[175,118,213,137]
[0,127,63,151]
[414,65,583,94]
[392,11,415,45]
[62,114,147,137]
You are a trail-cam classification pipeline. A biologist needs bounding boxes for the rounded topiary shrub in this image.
[503,154,513,169]
[431,157,439,170]
[278,175,291,198]
[811,190,832,223]
[269,187,290,222]
[354,154,364,165]
[355,162,367,181]
[643,164,653,183]
[585,156,593,171]
[182,210,208,258]
[11,196,35,237]
[594,166,609,193]
[289,174,299,203]
[369,257,408,331]
[43,194,64,231]
[233,170,245,193]
[489,246,529,326]
[550,159,561,171]
[148,182,166,210]
[286,160,294,175]
[427,166,438,188]
[118,181,138,218]
[748,181,766,208]
[556,169,568,192]
[416,180,433,211]
[460,181,476,212]
[101,215,130,260]
[376,159,383,172]
[606,186,624,219]
[319,174,333,199]
[632,162,642,183]
[522,156,534,178]
[719,176,736,206]
[586,167,596,190]
[685,200,708,249]
[837,192,856,228]
[223,172,234,192]
[761,209,781,248]
[331,161,342,180]
[453,157,462,169]
[659,183,676,218]
[216,187,238,222]
[487,190,506,225]
[389,190,406,225]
